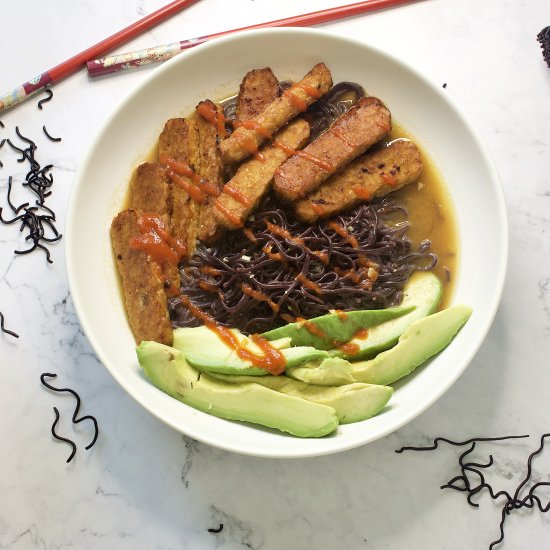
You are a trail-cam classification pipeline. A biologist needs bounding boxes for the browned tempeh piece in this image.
[129,162,179,292]
[158,118,201,254]
[130,162,171,219]
[220,63,332,164]
[294,140,422,223]
[111,209,173,345]
[214,119,310,230]
[273,96,392,202]
[236,67,281,121]
[195,100,225,243]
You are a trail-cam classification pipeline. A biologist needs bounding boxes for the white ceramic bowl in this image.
[66,28,507,458]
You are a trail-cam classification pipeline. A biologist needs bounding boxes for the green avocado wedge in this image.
[337,271,443,360]
[173,326,329,376]
[287,305,472,386]
[211,372,393,424]
[261,306,414,350]
[137,341,339,438]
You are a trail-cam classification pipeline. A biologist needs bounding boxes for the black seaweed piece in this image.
[37,88,53,110]
[0,311,19,338]
[395,434,529,453]
[42,125,62,142]
[51,406,77,463]
[40,373,99,451]
[537,26,550,68]
[207,524,224,533]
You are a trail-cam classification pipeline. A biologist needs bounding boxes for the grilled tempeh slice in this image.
[159,118,201,254]
[195,100,225,243]
[111,209,173,345]
[273,96,392,202]
[129,162,179,292]
[294,140,423,223]
[214,119,311,230]
[220,63,332,164]
[236,67,281,121]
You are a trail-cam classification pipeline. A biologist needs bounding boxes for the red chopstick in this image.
[88,0,419,77]
[0,0,200,113]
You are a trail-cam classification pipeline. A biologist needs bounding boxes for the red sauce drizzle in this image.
[178,295,286,375]
[294,83,323,98]
[337,341,360,356]
[200,265,222,276]
[129,214,187,264]
[196,101,227,138]
[311,202,326,216]
[296,317,327,338]
[352,185,373,200]
[262,244,287,264]
[223,184,252,207]
[264,221,327,264]
[233,119,272,139]
[354,328,369,340]
[272,141,333,171]
[168,170,206,203]
[233,132,265,162]
[296,273,323,296]
[331,128,357,149]
[334,310,349,322]
[214,200,244,227]
[381,173,398,186]
[241,284,280,313]
[283,88,308,112]
[243,227,258,243]
[198,280,219,293]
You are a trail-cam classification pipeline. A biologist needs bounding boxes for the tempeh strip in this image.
[220,63,332,164]
[195,100,225,242]
[236,68,281,121]
[294,140,423,223]
[159,118,201,254]
[129,162,179,292]
[111,209,173,345]
[274,96,392,201]
[214,119,311,230]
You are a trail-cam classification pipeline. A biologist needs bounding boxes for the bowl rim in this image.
[65,27,508,458]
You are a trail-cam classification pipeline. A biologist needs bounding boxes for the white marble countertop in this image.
[1,1,549,548]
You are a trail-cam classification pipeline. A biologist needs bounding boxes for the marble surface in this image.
[1,0,549,548]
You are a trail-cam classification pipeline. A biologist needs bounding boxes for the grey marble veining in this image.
[1,1,550,548]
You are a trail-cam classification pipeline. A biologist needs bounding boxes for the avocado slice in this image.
[261,306,414,350]
[212,372,393,424]
[337,271,443,360]
[137,341,339,438]
[173,326,329,376]
[287,305,472,386]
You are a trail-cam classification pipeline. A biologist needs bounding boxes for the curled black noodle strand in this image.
[395,434,530,453]
[0,311,19,338]
[40,373,99,451]
[37,88,53,110]
[51,407,77,463]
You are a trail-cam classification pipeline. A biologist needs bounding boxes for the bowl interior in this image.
[66,28,507,458]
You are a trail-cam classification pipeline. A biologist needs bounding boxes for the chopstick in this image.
[88,0,418,77]
[0,0,201,113]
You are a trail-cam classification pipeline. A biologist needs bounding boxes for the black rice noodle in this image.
[170,196,436,334]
